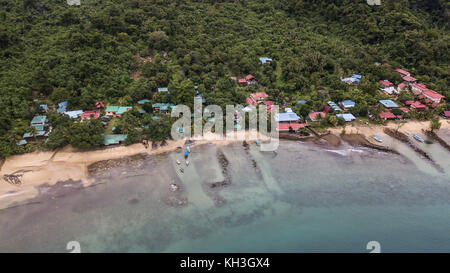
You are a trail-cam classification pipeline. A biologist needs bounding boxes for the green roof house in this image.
[30,115,47,126]
[102,134,128,146]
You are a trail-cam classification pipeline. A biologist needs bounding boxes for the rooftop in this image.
[275,112,300,122]
[102,134,128,145]
[336,113,356,122]
[379,100,399,108]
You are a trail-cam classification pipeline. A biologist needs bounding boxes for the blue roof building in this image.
[379,100,399,108]
[58,101,68,108]
[157,87,169,93]
[64,110,84,119]
[336,113,356,122]
[340,100,356,109]
[275,112,300,123]
[259,57,273,64]
[39,104,48,112]
[297,100,307,105]
[328,101,343,112]
[138,99,150,105]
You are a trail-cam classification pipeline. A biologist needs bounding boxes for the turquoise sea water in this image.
[0,140,449,253]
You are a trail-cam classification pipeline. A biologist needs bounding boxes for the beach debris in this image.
[170,183,180,192]
[373,135,383,143]
[3,174,23,186]
[413,134,425,143]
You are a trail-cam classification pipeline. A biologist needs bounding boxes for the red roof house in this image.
[402,76,417,83]
[263,100,275,112]
[379,112,398,120]
[238,78,247,85]
[395,69,410,77]
[246,97,256,106]
[309,112,326,121]
[422,89,445,103]
[443,111,450,118]
[404,100,414,106]
[277,122,306,132]
[81,110,100,120]
[410,101,426,111]
[397,83,407,90]
[250,92,268,102]
[95,101,105,109]
[379,80,394,87]
[399,107,410,113]
[245,74,255,81]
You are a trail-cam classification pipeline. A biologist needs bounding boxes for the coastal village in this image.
[16,57,448,150]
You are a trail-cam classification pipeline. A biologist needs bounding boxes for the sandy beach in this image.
[0,121,448,210]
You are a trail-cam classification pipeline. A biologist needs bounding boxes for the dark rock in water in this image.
[214,195,227,207]
[128,198,139,205]
[210,180,231,188]
[185,139,195,145]
[242,140,249,150]
[163,195,188,207]
[152,142,158,150]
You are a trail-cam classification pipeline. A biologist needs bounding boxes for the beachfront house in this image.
[379,112,402,120]
[102,134,128,146]
[259,57,273,65]
[336,113,356,122]
[339,100,355,110]
[379,100,398,109]
[308,111,326,122]
[275,112,304,132]
[23,115,50,140]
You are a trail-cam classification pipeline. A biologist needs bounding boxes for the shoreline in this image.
[0,121,449,210]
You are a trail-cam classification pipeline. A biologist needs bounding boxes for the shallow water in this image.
[0,141,449,253]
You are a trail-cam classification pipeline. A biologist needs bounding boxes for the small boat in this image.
[186,160,189,166]
[413,134,424,143]
[256,140,261,145]
[187,146,191,153]
[176,160,181,165]
[184,150,189,159]
[373,136,383,143]
[180,168,184,173]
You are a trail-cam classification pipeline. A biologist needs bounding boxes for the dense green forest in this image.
[0,0,449,158]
